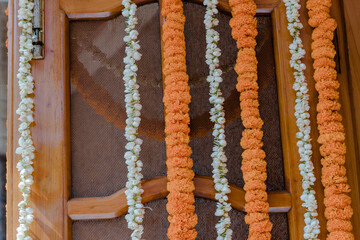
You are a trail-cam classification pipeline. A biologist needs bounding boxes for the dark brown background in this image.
[70,2,288,239]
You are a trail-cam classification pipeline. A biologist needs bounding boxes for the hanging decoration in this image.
[203,0,232,239]
[121,0,145,239]
[283,0,321,238]
[306,0,354,239]
[5,6,8,51]
[161,0,198,239]
[228,0,273,239]
[12,0,358,239]
[16,0,35,239]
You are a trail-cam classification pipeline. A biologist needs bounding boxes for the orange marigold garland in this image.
[161,0,198,239]
[5,6,8,50]
[306,0,354,239]
[229,0,273,239]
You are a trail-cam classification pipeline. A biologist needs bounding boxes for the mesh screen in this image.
[73,199,289,240]
[70,2,288,239]
[70,3,165,198]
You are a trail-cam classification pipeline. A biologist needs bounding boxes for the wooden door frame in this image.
[6,0,360,239]
[7,0,71,239]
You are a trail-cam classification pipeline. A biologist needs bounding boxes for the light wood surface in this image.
[67,175,291,220]
[272,2,327,239]
[273,0,360,238]
[60,0,279,19]
[7,0,71,239]
[340,1,360,237]
[330,0,360,237]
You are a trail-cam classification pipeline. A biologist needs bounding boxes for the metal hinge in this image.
[32,0,44,59]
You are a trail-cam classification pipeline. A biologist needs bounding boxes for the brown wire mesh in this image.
[70,3,165,198]
[70,2,288,239]
[72,199,289,240]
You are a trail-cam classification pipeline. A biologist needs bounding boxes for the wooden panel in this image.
[341,1,360,237]
[271,2,327,239]
[342,1,360,169]
[67,175,291,220]
[7,0,71,239]
[6,0,17,238]
[273,0,360,239]
[60,0,280,20]
[330,0,360,237]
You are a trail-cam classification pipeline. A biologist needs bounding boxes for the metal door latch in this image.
[32,0,44,59]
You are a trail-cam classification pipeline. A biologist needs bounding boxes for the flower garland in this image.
[283,0,321,238]
[306,0,354,239]
[5,6,9,51]
[121,1,145,239]
[203,0,232,239]
[161,0,198,239]
[16,0,36,239]
[228,0,273,239]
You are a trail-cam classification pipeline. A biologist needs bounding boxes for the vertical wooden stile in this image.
[7,0,71,239]
[271,1,327,239]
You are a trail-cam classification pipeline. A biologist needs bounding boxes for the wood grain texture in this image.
[6,0,17,238]
[7,0,71,239]
[60,0,280,20]
[67,175,291,220]
[330,0,360,237]
[273,0,360,239]
[341,1,360,238]
[272,1,327,239]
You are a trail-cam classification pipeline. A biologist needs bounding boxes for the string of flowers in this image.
[228,0,272,239]
[306,0,354,239]
[161,0,198,239]
[16,0,36,239]
[121,1,145,239]
[203,0,232,239]
[283,0,321,238]
[5,6,8,51]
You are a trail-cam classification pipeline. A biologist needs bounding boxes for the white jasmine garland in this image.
[283,0,320,239]
[122,1,145,239]
[203,1,232,239]
[16,0,36,239]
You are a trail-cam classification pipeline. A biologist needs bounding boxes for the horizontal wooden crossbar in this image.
[67,175,291,220]
[60,0,280,20]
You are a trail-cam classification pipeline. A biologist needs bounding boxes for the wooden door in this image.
[6,0,360,239]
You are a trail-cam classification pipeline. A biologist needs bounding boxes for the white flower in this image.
[203,0,232,239]
[122,1,145,239]
[16,1,37,239]
[284,0,320,238]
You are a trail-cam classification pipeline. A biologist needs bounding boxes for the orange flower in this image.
[166,157,193,168]
[241,158,267,172]
[161,0,197,239]
[307,0,354,237]
[5,6,8,51]
[229,0,272,238]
